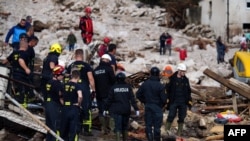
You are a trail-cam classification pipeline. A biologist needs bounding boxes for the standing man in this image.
[25,15,33,29]
[66,31,77,51]
[79,7,93,45]
[93,54,116,135]
[165,63,192,136]
[60,70,82,141]
[66,49,96,136]
[44,65,64,141]
[107,43,117,73]
[41,43,62,99]
[216,36,226,64]
[4,19,26,50]
[136,67,167,141]
[159,32,167,55]
[104,72,139,141]
[2,33,31,107]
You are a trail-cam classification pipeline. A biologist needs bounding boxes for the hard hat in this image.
[177,63,187,71]
[162,65,173,77]
[103,37,111,44]
[49,43,62,54]
[116,72,126,82]
[84,7,92,13]
[53,65,65,75]
[101,54,111,61]
[150,67,160,76]
[19,33,28,39]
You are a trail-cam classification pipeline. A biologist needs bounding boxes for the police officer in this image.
[93,54,116,135]
[41,43,62,99]
[165,63,192,136]
[136,67,167,141]
[60,70,82,141]
[66,49,96,136]
[2,33,31,107]
[104,72,139,141]
[44,65,64,141]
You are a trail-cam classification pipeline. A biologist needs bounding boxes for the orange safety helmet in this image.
[103,37,111,44]
[84,7,92,13]
[161,65,173,77]
[53,65,65,75]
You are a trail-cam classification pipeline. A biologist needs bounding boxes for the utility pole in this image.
[227,0,229,43]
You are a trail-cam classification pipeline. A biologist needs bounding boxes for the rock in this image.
[33,20,49,32]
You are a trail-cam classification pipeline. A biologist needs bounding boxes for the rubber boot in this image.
[177,123,184,136]
[109,117,115,134]
[165,122,172,130]
[99,117,107,135]
[122,130,128,141]
[116,132,121,141]
[146,133,153,141]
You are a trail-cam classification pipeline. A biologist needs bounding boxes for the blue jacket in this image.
[5,23,26,43]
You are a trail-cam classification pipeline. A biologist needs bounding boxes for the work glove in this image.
[135,110,140,117]
[91,91,96,101]
[187,101,192,110]
[103,111,109,116]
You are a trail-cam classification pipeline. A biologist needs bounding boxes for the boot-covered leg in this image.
[122,130,128,141]
[177,123,184,136]
[146,133,153,141]
[116,132,121,141]
[99,117,107,135]
[165,122,172,130]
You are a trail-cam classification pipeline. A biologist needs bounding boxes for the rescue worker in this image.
[41,43,62,99]
[66,49,96,136]
[165,63,192,136]
[27,35,39,72]
[107,43,117,73]
[103,72,139,141]
[44,65,64,141]
[26,35,39,101]
[98,37,111,57]
[93,54,116,135]
[2,33,31,107]
[60,69,82,141]
[4,19,26,50]
[136,67,167,141]
[161,65,173,78]
[79,7,93,45]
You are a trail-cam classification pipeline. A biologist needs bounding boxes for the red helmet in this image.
[84,7,92,13]
[103,37,111,44]
[53,65,65,75]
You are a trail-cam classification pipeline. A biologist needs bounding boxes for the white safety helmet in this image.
[101,54,111,61]
[177,63,187,71]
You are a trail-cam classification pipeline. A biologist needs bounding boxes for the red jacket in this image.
[98,44,108,57]
[166,37,172,45]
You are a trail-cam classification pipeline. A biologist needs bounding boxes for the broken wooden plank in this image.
[203,69,250,99]
[229,78,250,92]
[205,134,223,141]
[205,99,235,104]
[203,103,248,110]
